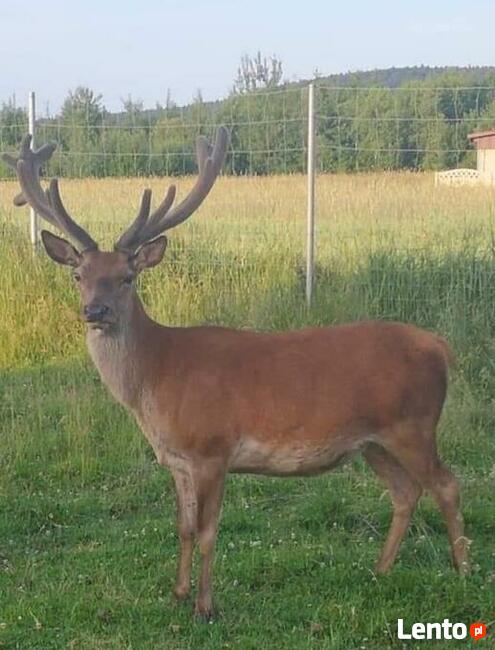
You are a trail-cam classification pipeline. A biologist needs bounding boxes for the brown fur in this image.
[79,273,467,619]
[21,239,470,621]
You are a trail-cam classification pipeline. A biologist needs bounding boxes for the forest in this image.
[1,66,495,177]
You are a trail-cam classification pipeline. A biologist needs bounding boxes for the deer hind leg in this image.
[381,426,469,575]
[364,443,422,573]
[193,460,226,621]
[427,464,469,575]
[170,465,198,601]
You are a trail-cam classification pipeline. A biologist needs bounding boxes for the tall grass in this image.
[2,172,495,368]
[1,172,494,648]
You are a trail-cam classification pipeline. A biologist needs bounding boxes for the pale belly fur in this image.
[229,436,367,477]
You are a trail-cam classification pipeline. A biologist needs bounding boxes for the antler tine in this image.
[156,126,229,233]
[3,154,28,206]
[113,189,152,251]
[114,127,229,253]
[138,185,177,238]
[138,128,228,239]
[115,185,177,252]
[196,136,212,174]
[47,179,98,251]
[1,134,98,251]
[118,185,176,250]
[16,159,63,231]
[13,192,27,207]
[2,135,58,230]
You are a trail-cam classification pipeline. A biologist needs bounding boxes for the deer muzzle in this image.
[84,303,111,326]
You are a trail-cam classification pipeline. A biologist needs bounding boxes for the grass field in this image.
[1,172,495,648]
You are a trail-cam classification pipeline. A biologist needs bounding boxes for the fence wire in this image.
[1,84,495,177]
[2,84,495,327]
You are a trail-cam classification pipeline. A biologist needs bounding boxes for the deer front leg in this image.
[170,466,197,601]
[194,461,226,621]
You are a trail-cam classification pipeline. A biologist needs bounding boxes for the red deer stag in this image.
[3,132,469,620]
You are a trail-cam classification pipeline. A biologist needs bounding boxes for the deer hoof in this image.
[194,599,216,622]
[173,585,190,601]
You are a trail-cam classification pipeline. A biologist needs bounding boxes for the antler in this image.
[2,134,98,251]
[115,126,229,253]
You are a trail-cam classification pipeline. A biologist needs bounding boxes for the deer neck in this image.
[86,292,156,409]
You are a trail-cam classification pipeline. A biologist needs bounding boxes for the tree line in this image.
[1,69,495,178]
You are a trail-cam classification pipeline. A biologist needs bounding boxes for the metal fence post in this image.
[306,82,316,306]
[28,91,40,251]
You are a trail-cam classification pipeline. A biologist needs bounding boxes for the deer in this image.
[3,131,469,620]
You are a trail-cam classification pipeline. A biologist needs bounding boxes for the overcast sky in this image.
[1,0,494,113]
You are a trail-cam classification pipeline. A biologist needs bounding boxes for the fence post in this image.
[28,91,40,251]
[306,82,316,306]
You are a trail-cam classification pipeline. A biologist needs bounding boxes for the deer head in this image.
[2,129,229,331]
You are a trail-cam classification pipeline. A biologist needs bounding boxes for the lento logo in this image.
[397,619,488,641]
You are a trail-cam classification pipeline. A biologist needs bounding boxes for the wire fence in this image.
[2,83,495,177]
[2,83,495,317]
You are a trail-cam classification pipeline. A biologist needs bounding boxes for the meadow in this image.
[1,172,494,648]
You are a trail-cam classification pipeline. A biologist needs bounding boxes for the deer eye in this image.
[122,275,133,286]
[73,272,81,282]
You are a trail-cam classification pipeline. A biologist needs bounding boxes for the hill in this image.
[309,65,495,88]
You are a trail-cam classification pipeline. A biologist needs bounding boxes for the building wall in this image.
[476,149,495,183]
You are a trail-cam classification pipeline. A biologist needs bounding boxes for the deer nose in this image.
[84,304,110,322]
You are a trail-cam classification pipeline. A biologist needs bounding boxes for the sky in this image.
[1,0,494,113]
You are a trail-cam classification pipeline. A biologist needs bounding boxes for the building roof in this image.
[468,129,495,141]
[468,129,495,150]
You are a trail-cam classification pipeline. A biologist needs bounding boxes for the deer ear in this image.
[131,236,167,272]
[41,230,82,267]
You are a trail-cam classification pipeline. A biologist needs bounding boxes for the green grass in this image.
[1,172,495,648]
